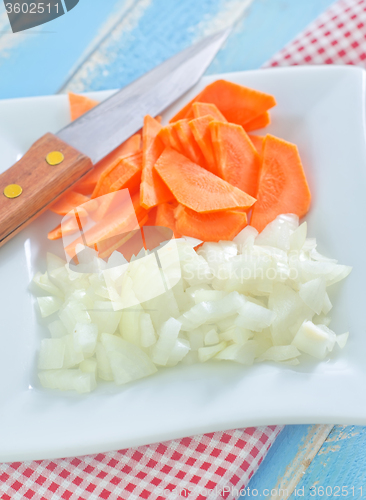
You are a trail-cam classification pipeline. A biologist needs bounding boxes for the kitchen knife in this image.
[0,29,230,248]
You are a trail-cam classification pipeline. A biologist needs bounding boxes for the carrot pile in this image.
[49,82,311,252]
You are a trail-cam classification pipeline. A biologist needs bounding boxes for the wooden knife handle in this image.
[0,133,93,247]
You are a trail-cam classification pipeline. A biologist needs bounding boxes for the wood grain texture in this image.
[288,426,366,499]
[0,133,92,246]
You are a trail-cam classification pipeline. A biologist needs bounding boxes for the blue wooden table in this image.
[1,0,365,497]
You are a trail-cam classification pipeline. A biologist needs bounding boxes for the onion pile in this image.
[33,214,351,393]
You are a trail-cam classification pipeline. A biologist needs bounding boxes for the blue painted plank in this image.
[244,425,322,496]
[63,0,241,93]
[0,0,131,99]
[208,0,336,74]
[288,426,366,499]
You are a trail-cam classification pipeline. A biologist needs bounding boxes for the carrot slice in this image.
[65,199,147,260]
[50,191,89,216]
[170,80,276,126]
[109,152,143,193]
[192,102,227,122]
[73,134,141,195]
[210,121,261,198]
[171,120,206,166]
[92,151,142,198]
[154,148,256,213]
[251,134,311,232]
[248,135,265,156]
[68,92,98,121]
[157,125,184,154]
[175,205,247,242]
[188,115,218,175]
[140,115,174,209]
[156,202,181,237]
[244,111,271,132]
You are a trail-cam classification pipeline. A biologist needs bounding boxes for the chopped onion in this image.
[198,341,227,362]
[38,338,65,369]
[33,213,351,393]
[37,296,63,318]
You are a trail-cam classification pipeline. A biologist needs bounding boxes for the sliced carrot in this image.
[244,111,271,132]
[156,202,181,237]
[188,115,218,175]
[171,119,206,166]
[68,92,98,121]
[140,115,174,209]
[65,199,147,259]
[192,102,227,122]
[157,125,184,154]
[251,134,311,232]
[50,191,89,216]
[170,80,276,126]
[110,152,143,193]
[47,212,85,241]
[97,212,148,260]
[154,148,256,213]
[210,121,261,198]
[175,205,247,242]
[92,151,142,198]
[248,135,265,156]
[73,134,141,195]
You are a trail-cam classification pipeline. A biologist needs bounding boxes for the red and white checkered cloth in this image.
[0,427,281,499]
[264,0,366,68]
[3,0,366,498]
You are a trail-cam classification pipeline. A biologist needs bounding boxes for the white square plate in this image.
[1,66,365,462]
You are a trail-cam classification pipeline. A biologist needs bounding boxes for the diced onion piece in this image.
[256,345,300,363]
[73,323,98,354]
[139,313,157,348]
[63,334,84,368]
[219,325,253,344]
[59,300,91,334]
[236,301,276,332]
[37,296,63,318]
[290,222,307,250]
[336,332,349,349]
[204,329,220,346]
[216,341,257,366]
[152,318,182,365]
[187,329,205,350]
[322,293,332,315]
[39,369,96,393]
[292,321,336,359]
[80,358,97,374]
[33,271,64,298]
[166,339,190,367]
[89,301,122,335]
[96,342,114,381]
[101,333,157,385]
[198,341,227,362]
[38,338,65,369]
[48,319,68,338]
[119,304,143,346]
[193,289,226,304]
[233,226,258,250]
[255,214,299,251]
[178,291,245,331]
[299,278,326,315]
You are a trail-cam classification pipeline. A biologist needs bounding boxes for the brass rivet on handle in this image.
[46,151,64,166]
[4,184,23,199]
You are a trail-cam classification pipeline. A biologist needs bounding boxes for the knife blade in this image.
[0,29,230,248]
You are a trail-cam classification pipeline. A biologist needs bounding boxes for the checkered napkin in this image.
[3,0,365,498]
[263,0,366,68]
[0,427,281,499]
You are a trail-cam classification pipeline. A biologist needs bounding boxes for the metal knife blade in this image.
[57,29,230,164]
